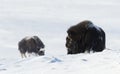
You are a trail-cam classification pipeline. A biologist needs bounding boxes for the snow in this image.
[0,0,120,74]
[0,50,120,74]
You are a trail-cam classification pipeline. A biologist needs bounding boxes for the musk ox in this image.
[18,36,45,58]
[66,20,106,54]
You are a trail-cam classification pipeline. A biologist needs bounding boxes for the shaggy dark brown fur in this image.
[66,20,106,54]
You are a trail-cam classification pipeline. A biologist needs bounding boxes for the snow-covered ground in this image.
[0,0,120,74]
[0,50,120,74]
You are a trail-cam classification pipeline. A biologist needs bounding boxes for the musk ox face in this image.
[66,20,106,54]
[67,29,82,41]
[66,36,76,49]
[66,36,84,54]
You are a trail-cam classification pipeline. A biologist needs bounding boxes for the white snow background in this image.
[0,0,120,74]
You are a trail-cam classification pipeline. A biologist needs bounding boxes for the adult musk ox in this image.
[18,36,45,58]
[66,20,106,54]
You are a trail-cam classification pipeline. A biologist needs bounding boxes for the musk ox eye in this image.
[69,32,77,37]
[66,36,72,42]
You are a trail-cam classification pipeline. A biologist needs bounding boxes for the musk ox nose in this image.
[41,45,45,49]
[38,50,45,56]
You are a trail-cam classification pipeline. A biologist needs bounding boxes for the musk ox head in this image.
[33,36,45,49]
[66,36,84,54]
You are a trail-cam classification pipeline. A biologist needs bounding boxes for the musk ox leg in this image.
[28,53,31,57]
[84,37,93,53]
[85,45,92,53]
[21,53,27,58]
[84,28,98,53]
[67,51,72,54]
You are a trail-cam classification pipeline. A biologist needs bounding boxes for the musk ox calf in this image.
[66,20,106,54]
[18,36,45,58]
